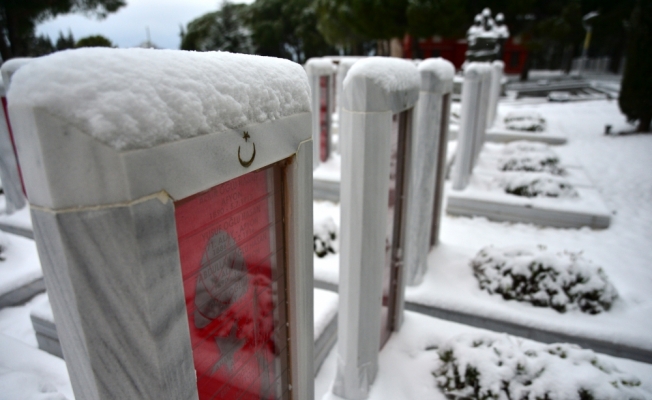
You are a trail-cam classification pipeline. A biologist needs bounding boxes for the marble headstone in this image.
[334,57,419,400]
[9,49,314,400]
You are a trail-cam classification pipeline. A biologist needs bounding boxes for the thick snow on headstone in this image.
[344,57,419,93]
[8,48,310,150]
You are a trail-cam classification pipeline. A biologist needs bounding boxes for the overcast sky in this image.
[36,0,252,50]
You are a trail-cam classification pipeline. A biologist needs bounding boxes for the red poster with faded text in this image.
[175,163,289,400]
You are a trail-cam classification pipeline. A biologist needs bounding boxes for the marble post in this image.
[305,58,336,169]
[452,63,483,190]
[404,58,455,286]
[333,58,419,400]
[487,61,504,128]
[9,51,314,400]
[472,63,492,166]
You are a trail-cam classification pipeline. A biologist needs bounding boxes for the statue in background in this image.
[466,8,509,63]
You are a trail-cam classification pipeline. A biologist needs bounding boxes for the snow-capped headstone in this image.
[487,60,504,128]
[334,57,419,400]
[0,58,31,214]
[473,63,493,163]
[306,58,336,168]
[452,63,489,190]
[404,58,455,286]
[8,48,314,400]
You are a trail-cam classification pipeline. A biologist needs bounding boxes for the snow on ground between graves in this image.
[0,333,74,400]
[0,230,41,297]
[313,99,652,351]
[406,99,652,351]
[316,312,652,400]
[8,48,311,150]
[344,57,419,93]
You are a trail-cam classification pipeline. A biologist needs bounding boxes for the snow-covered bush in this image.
[431,333,648,400]
[471,246,618,314]
[314,216,338,258]
[502,174,577,198]
[499,152,566,175]
[504,111,546,132]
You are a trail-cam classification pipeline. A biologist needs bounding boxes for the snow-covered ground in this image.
[314,99,652,352]
[315,311,652,399]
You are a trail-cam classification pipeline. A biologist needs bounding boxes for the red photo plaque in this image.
[319,76,330,162]
[175,163,290,400]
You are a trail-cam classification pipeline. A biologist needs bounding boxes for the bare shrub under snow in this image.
[504,111,546,132]
[431,333,648,400]
[471,246,618,314]
[502,174,578,198]
[314,216,338,258]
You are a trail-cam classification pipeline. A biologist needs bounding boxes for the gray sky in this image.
[36,0,252,50]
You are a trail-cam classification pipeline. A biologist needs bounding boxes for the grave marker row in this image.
[334,56,455,399]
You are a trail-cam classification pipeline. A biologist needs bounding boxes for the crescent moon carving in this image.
[238,143,256,168]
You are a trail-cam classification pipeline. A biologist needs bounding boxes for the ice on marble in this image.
[343,57,420,93]
[8,48,311,151]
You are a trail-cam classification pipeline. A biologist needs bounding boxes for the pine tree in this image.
[619,0,652,132]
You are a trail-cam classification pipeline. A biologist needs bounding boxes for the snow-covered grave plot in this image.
[9,48,315,400]
[473,141,595,188]
[446,172,611,229]
[315,311,652,400]
[449,100,610,229]
[0,230,43,308]
[486,109,568,145]
[0,333,75,400]
[314,98,652,364]
[306,58,336,169]
[334,57,420,400]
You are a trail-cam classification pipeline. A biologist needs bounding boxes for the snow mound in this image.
[314,216,338,258]
[499,152,565,175]
[471,246,618,314]
[502,174,577,198]
[504,110,546,132]
[344,57,419,93]
[8,48,311,151]
[432,333,648,400]
[418,58,455,83]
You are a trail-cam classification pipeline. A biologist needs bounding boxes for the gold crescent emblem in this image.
[238,131,256,168]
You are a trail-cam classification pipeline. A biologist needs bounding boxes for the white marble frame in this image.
[11,101,314,399]
[306,58,336,169]
[334,59,419,400]
[404,58,454,286]
[0,81,25,213]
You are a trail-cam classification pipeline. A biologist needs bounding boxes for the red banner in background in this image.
[175,164,289,400]
[319,76,330,162]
